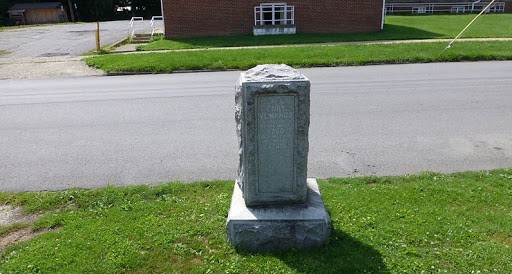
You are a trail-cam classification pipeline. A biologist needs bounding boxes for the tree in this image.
[76,0,115,52]
[75,0,116,22]
[1,0,123,26]
[130,0,161,18]
[0,0,9,24]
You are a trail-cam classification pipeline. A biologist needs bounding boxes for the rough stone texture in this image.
[236,64,310,206]
[227,178,331,252]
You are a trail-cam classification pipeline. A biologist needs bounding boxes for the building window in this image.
[255,3,295,26]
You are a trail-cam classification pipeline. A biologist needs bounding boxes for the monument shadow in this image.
[271,229,388,273]
[230,64,388,271]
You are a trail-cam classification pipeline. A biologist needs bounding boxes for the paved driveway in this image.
[0,21,130,58]
[0,21,130,79]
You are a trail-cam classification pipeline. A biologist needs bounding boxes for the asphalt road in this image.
[1,62,511,192]
[0,21,130,58]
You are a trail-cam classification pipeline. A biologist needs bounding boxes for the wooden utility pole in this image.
[96,21,100,52]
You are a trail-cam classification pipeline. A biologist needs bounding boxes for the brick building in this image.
[505,0,512,12]
[161,0,385,38]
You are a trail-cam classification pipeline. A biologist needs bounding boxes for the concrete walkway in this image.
[111,43,142,53]
[0,56,104,80]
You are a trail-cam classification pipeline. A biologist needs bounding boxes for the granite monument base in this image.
[227,178,331,252]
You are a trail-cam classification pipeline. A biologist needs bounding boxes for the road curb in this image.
[105,69,240,76]
[105,37,130,51]
[106,71,156,76]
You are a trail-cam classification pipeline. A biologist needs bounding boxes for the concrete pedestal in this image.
[226,178,331,252]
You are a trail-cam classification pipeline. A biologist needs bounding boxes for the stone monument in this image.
[227,64,331,252]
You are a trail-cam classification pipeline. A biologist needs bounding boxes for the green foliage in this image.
[75,0,116,21]
[0,0,9,21]
[0,0,161,23]
[130,0,161,18]
[86,40,512,73]
[0,0,17,26]
[0,169,511,272]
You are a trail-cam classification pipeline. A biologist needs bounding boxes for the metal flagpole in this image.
[445,0,498,50]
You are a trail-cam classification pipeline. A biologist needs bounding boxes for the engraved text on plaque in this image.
[257,95,296,193]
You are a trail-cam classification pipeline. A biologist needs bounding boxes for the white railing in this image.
[474,1,505,12]
[150,16,164,38]
[255,4,295,26]
[385,1,505,14]
[129,17,145,36]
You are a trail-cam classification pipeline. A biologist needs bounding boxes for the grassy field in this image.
[139,14,512,51]
[86,14,512,73]
[0,169,511,273]
[86,40,512,73]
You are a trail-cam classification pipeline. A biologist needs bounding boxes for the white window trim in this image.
[254,3,295,26]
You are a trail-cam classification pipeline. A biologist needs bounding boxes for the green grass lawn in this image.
[86,40,512,74]
[0,169,511,273]
[87,14,512,73]
[139,14,512,51]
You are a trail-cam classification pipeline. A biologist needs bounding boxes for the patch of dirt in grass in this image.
[0,205,40,226]
[0,228,51,251]
[489,233,512,246]
[0,205,49,252]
